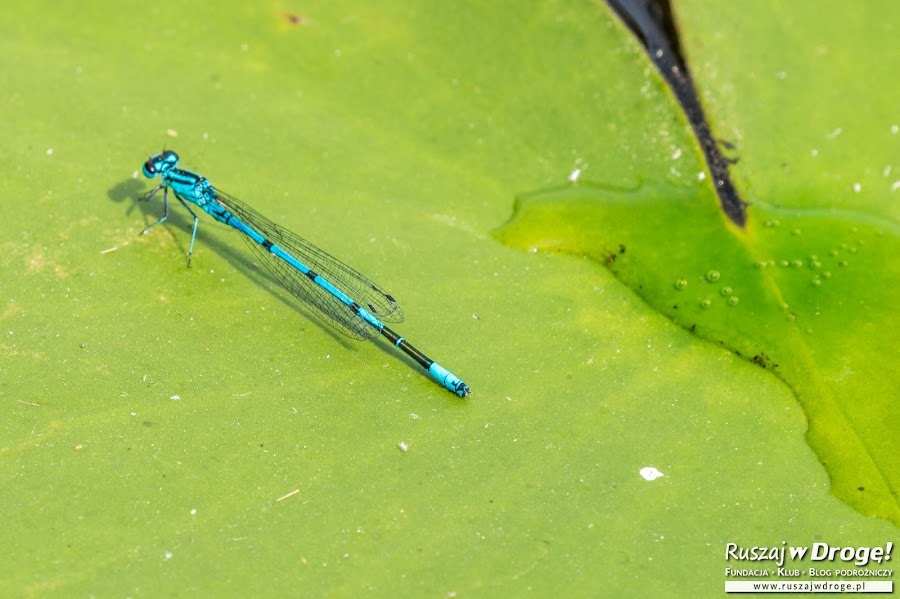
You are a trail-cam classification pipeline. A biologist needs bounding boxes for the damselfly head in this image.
[142,150,180,179]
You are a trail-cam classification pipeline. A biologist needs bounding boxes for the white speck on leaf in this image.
[640,467,664,481]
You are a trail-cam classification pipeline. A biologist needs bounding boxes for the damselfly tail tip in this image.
[429,363,470,398]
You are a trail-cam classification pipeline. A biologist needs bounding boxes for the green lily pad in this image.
[1,1,896,595]
[496,180,899,523]
[497,1,900,524]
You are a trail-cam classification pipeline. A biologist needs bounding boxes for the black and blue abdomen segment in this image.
[380,327,470,397]
[237,216,470,396]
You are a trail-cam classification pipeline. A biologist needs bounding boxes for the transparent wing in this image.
[211,188,404,340]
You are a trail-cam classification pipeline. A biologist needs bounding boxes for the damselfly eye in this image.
[143,160,156,173]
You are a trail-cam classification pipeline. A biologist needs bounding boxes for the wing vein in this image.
[211,188,404,340]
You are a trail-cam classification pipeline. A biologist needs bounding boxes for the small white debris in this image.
[891,124,899,134]
[568,167,582,183]
[100,246,118,255]
[672,148,682,160]
[170,395,180,400]
[697,171,706,181]
[398,441,409,453]
[639,467,664,481]
[852,182,862,193]
[276,489,300,502]
[825,127,842,139]
[166,129,178,137]
[891,181,900,191]
[164,551,173,560]
[810,148,818,157]
[190,509,197,515]
[568,159,588,183]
